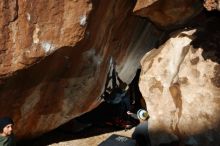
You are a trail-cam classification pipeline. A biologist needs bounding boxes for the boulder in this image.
[139,17,220,146]
[0,0,162,139]
[133,0,203,28]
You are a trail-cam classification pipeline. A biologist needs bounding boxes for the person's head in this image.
[0,117,14,137]
[137,109,149,121]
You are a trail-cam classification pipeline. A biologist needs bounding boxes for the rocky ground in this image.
[49,127,134,146]
[18,124,135,146]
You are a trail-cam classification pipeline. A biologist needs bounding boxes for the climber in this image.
[100,58,137,128]
[102,59,128,104]
[0,117,16,146]
[127,109,151,146]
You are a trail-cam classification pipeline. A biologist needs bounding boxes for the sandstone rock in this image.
[0,0,91,77]
[133,0,203,28]
[0,0,162,139]
[204,0,220,11]
[139,18,220,146]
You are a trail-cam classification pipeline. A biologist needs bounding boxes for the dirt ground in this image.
[49,127,134,146]
[18,123,135,146]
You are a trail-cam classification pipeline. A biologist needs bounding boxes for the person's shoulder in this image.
[0,135,8,144]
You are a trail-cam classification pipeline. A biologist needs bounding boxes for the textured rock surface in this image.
[0,0,92,77]
[139,18,220,146]
[0,0,161,139]
[204,0,220,11]
[133,0,203,28]
[1,0,220,145]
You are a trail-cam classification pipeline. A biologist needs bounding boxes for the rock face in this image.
[0,0,161,139]
[133,0,203,28]
[139,18,220,146]
[0,0,92,77]
[1,0,220,145]
[204,0,220,11]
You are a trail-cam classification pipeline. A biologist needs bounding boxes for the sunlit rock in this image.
[0,0,91,77]
[133,0,203,28]
[204,0,220,11]
[139,18,220,146]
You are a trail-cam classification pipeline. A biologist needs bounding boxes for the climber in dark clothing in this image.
[100,58,136,128]
[127,109,151,146]
[102,58,128,103]
[103,86,133,128]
